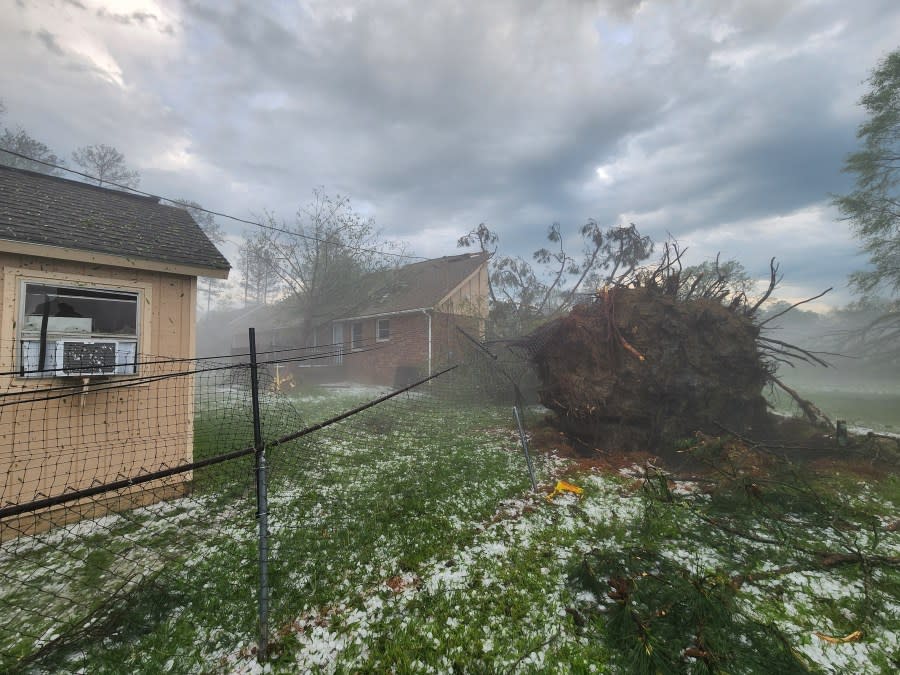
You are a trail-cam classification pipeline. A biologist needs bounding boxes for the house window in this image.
[376,318,390,342]
[333,323,344,365]
[18,282,139,377]
[350,322,363,350]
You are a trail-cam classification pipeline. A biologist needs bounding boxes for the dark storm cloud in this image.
[175,1,676,230]
[2,0,899,306]
[94,7,174,35]
[34,28,64,56]
[161,0,898,307]
[96,8,158,26]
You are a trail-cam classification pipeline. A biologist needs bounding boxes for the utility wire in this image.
[0,339,350,378]
[0,320,432,379]
[0,147,427,261]
[0,338,394,405]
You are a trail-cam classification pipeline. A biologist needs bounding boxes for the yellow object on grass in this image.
[814,630,863,644]
[546,480,584,501]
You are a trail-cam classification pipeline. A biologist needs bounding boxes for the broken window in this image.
[18,282,139,377]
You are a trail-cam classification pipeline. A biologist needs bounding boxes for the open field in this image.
[1,385,898,673]
[767,382,900,435]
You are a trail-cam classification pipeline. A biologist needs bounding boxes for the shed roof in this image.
[0,164,230,276]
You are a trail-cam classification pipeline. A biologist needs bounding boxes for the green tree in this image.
[833,48,900,294]
[71,143,140,188]
[833,48,900,358]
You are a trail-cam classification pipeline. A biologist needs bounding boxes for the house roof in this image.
[0,164,230,276]
[216,252,487,349]
[336,252,488,320]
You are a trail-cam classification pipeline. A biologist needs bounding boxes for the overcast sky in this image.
[2,0,898,309]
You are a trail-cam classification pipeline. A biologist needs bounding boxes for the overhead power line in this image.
[0,147,427,261]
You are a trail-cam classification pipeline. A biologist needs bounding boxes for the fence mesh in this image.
[0,329,543,672]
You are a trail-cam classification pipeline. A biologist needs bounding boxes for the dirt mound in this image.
[527,286,772,449]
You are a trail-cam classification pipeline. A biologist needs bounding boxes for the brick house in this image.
[225,253,490,387]
[0,165,229,533]
[323,252,489,386]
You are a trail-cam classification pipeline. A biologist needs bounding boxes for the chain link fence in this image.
[0,327,543,672]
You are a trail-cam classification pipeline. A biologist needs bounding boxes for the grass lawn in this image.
[1,384,898,673]
[767,381,900,434]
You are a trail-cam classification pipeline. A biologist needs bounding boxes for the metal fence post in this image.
[249,328,269,662]
[513,405,537,491]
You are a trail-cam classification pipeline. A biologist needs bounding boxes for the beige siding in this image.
[0,252,197,529]
[437,262,489,335]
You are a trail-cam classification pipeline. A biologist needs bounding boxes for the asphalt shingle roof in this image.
[340,252,488,318]
[0,165,230,274]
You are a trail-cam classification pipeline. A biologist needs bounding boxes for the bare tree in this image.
[0,102,65,175]
[237,230,281,307]
[0,127,66,175]
[260,190,401,341]
[71,144,140,188]
[175,199,230,312]
[459,221,653,337]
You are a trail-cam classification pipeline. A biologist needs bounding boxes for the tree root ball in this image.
[526,287,772,450]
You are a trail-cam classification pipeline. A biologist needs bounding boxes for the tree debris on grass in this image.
[568,430,900,674]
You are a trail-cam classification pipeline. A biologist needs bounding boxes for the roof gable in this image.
[337,252,488,319]
[0,165,230,275]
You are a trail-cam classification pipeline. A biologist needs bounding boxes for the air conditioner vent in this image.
[57,340,118,376]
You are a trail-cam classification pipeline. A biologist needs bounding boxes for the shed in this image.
[0,165,229,534]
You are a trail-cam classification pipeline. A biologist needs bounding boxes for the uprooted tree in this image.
[521,243,834,449]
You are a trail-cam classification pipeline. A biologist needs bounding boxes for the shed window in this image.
[350,322,363,350]
[376,318,390,342]
[19,282,139,377]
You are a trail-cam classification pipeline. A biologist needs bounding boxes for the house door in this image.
[333,323,343,364]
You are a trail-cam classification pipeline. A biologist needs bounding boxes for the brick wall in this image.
[341,313,430,386]
[325,309,483,387]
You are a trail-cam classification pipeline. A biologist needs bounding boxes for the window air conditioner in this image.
[55,340,119,376]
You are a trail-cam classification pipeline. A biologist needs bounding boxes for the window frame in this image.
[17,279,142,378]
[376,318,391,342]
[350,322,364,351]
[332,323,344,365]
